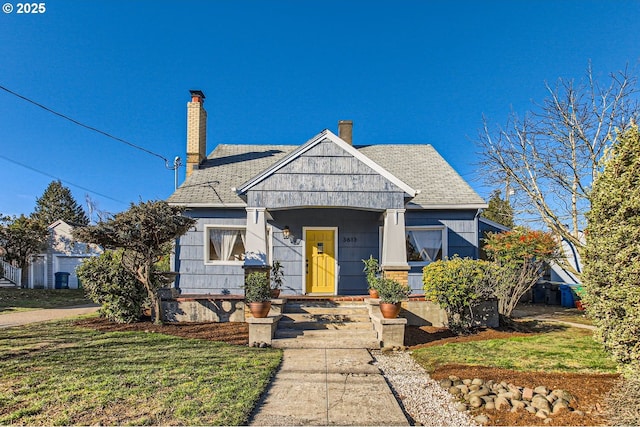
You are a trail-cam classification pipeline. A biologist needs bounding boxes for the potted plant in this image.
[244,271,272,318]
[377,278,411,318]
[362,256,381,298]
[270,260,284,298]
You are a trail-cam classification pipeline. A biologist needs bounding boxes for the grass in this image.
[0,288,92,313]
[411,325,617,374]
[0,319,282,425]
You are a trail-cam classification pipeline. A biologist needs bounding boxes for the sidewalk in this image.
[249,348,409,426]
[0,305,100,329]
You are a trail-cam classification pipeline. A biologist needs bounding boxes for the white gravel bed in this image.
[372,350,479,426]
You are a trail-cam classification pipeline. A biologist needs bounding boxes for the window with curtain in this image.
[207,227,247,262]
[406,228,445,264]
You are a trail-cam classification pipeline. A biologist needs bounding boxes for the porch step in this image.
[272,300,379,349]
[0,279,17,288]
[271,330,380,349]
[281,312,372,325]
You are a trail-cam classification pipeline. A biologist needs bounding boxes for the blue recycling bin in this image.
[55,272,70,289]
[560,284,575,308]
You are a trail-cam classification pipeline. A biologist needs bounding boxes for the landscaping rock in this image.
[532,395,552,412]
[474,414,489,424]
[552,399,569,414]
[437,376,585,422]
[522,387,534,401]
[454,403,468,412]
[495,396,512,410]
[469,386,490,397]
[534,386,549,395]
[469,395,483,408]
[440,379,453,388]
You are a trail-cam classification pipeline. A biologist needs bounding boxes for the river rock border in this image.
[439,376,585,423]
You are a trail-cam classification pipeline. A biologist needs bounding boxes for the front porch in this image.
[161,294,500,348]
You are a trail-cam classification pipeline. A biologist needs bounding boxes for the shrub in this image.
[484,227,559,318]
[422,256,494,334]
[362,256,380,291]
[604,375,640,426]
[244,272,271,303]
[377,278,411,304]
[583,124,640,373]
[76,250,147,323]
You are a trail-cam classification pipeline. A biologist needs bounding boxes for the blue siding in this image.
[175,210,247,294]
[174,207,481,296]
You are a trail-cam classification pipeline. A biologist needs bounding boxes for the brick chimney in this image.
[186,90,207,178]
[338,120,353,145]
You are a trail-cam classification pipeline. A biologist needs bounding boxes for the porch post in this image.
[244,207,269,268]
[381,208,410,285]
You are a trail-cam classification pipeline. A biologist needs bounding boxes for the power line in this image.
[0,84,172,165]
[0,154,127,205]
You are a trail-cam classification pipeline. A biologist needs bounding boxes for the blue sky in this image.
[1,0,638,219]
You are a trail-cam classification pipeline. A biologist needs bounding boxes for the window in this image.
[206,227,246,263]
[204,225,272,264]
[406,226,447,265]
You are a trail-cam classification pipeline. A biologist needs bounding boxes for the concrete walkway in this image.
[249,348,409,426]
[0,305,100,329]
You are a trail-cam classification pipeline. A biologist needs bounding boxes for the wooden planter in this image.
[379,302,401,319]
[248,301,272,318]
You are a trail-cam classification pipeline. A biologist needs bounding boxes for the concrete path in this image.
[249,348,409,426]
[0,305,100,329]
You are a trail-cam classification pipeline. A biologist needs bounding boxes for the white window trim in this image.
[203,225,272,266]
[378,225,448,267]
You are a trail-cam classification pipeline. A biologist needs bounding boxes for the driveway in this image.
[0,305,100,328]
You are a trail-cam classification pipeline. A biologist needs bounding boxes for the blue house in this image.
[167,91,487,296]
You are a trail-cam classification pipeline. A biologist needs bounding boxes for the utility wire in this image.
[0,84,173,166]
[0,154,127,205]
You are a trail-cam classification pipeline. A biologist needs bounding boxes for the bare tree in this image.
[477,64,638,269]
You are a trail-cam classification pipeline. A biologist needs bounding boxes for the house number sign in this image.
[342,236,357,244]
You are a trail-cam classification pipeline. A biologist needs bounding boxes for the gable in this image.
[238,131,416,210]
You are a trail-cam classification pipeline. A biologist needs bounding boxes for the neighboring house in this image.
[167,90,488,296]
[552,235,582,285]
[28,219,102,289]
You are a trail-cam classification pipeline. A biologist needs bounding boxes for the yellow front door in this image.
[305,229,336,294]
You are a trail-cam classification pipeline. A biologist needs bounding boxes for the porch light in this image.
[283,226,291,240]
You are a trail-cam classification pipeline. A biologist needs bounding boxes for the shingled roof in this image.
[167,138,486,209]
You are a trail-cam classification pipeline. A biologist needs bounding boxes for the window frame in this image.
[203,225,272,266]
[405,225,448,267]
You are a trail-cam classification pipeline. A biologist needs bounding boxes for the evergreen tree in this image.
[583,124,640,374]
[32,181,89,226]
[482,190,515,228]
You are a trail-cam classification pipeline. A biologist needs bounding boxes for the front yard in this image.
[0,318,281,425]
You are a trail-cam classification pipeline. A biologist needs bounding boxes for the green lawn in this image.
[0,288,92,313]
[0,319,282,425]
[411,326,617,374]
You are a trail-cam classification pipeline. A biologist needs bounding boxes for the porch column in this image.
[381,208,410,285]
[244,207,269,268]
